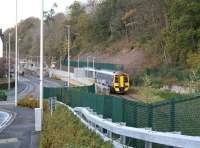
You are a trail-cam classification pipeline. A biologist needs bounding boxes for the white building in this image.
[0,38,3,58]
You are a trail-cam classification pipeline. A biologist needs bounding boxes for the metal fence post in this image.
[61,88,64,103]
[107,130,112,139]
[170,99,176,131]
[133,103,137,127]
[148,105,153,128]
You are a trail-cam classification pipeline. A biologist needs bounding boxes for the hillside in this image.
[3,0,200,73]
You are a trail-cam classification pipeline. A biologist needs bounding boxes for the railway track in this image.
[109,93,140,102]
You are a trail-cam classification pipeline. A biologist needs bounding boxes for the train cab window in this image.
[115,75,119,83]
[124,76,128,82]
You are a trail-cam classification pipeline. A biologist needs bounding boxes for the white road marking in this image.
[0,138,18,144]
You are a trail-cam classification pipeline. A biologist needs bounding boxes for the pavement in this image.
[49,69,94,86]
[0,105,39,148]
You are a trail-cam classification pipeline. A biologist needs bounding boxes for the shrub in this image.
[51,75,61,81]
[40,105,113,148]
[129,75,134,86]
[17,95,49,111]
[151,78,162,89]
[143,74,152,86]
[0,90,7,101]
[133,74,144,86]
[0,80,15,90]
[154,90,185,99]
[139,32,153,44]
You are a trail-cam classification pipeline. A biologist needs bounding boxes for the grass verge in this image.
[129,87,187,103]
[40,105,113,148]
[0,90,7,101]
[17,95,49,111]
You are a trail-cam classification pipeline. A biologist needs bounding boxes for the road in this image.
[0,74,63,148]
[7,75,62,102]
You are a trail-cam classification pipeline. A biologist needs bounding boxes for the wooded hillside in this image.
[3,0,200,71]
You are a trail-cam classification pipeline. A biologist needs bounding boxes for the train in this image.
[85,68,130,94]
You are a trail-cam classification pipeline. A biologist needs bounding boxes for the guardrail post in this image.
[93,123,96,128]
[120,135,126,145]
[98,115,103,132]
[107,130,112,139]
[99,127,103,133]
[145,141,152,148]
[144,128,152,148]
[170,99,175,131]
[171,131,181,148]
[105,119,112,139]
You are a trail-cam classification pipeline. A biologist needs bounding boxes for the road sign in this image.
[49,97,57,116]
[64,81,68,87]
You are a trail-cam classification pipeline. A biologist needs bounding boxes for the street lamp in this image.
[18,38,21,81]
[86,56,91,78]
[67,25,70,87]
[35,0,44,132]
[8,33,11,92]
[40,0,44,110]
[60,56,62,70]
[93,57,96,79]
[5,42,8,60]
[15,0,18,107]
[78,55,80,77]
[64,25,70,87]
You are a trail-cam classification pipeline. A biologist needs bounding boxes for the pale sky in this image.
[0,0,87,31]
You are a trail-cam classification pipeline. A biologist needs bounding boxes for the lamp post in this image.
[40,0,44,110]
[6,42,8,60]
[78,55,80,77]
[86,57,89,77]
[35,0,44,132]
[18,38,21,81]
[67,25,70,87]
[8,33,11,92]
[15,0,18,107]
[93,57,96,79]
[60,56,62,70]
[87,56,93,78]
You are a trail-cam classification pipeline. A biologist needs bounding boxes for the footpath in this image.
[0,105,39,148]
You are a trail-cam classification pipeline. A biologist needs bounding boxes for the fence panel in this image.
[123,100,137,127]
[153,104,172,132]
[111,97,124,122]
[44,87,62,99]
[63,60,123,71]
[103,95,113,119]
[175,97,200,136]
[137,104,149,128]
[44,86,200,140]
[94,95,104,115]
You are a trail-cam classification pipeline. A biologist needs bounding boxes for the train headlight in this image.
[115,88,120,92]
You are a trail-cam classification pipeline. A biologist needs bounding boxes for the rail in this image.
[58,102,200,148]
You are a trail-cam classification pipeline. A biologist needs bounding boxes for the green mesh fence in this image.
[63,60,123,71]
[44,86,200,147]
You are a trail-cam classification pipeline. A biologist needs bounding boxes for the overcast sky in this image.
[0,0,87,31]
